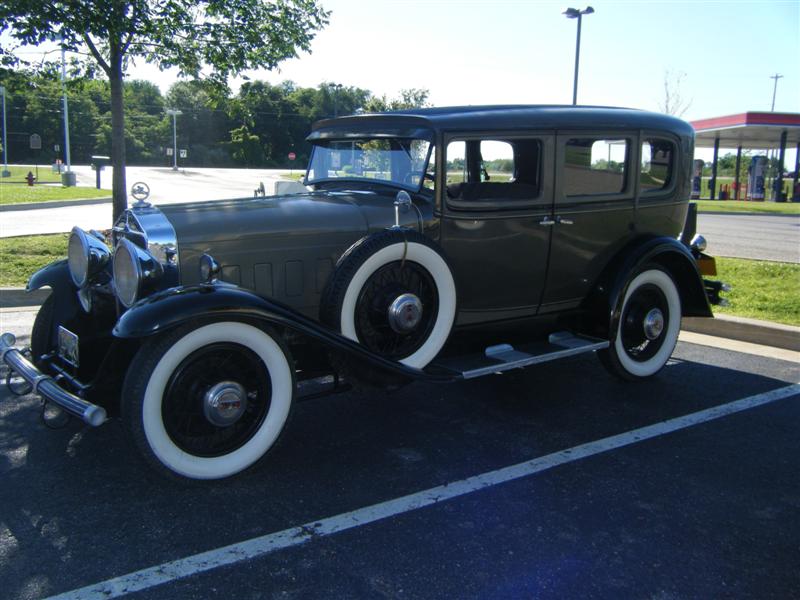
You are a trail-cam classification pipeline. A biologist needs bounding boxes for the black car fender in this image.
[582,236,713,339]
[26,259,82,328]
[113,283,459,383]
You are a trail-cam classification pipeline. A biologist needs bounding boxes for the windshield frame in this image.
[305,137,435,193]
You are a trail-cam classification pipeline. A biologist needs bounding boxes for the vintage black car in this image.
[1,105,722,480]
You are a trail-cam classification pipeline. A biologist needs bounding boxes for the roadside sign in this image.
[180,149,187,158]
[30,134,42,150]
[54,144,60,152]
[288,152,296,161]
[166,147,173,156]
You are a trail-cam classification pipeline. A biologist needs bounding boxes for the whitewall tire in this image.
[600,268,681,380]
[321,230,457,370]
[123,321,294,480]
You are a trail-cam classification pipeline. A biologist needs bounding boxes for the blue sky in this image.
[176,0,798,120]
[5,0,800,160]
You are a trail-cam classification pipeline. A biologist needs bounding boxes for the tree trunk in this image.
[109,59,127,221]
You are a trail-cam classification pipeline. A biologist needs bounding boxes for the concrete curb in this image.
[1,286,797,352]
[682,314,800,352]
[0,288,50,308]
[0,197,112,212]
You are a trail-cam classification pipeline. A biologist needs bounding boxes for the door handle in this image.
[556,216,574,225]
[539,217,556,226]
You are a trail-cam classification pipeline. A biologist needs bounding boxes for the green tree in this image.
[364,88,430,112]
[1,0,329,219]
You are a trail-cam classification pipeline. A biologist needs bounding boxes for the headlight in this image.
[68,227,110,287]
[113,238,162,307]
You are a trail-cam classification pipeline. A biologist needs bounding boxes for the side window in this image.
[640,138,674,193]
[564,138,628,196]
[446,141,467,184]
[445,138,542,206]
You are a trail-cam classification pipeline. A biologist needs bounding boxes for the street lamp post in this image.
[0,86,8,177]
[563,6,594,105]
[165,109,182,171]
[769,73,783,111]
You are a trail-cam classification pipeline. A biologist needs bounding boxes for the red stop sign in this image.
[288,152,296,161]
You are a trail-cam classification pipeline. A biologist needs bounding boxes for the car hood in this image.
[155,189,423,290]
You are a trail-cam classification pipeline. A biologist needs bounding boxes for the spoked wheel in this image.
[123,321,294,480]
[321,229,457,372]
[354,260,439,360]
[599,267,681,381]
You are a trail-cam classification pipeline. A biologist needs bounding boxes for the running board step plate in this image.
[435,332,609,379]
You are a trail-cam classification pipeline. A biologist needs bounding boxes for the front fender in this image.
[113,283,458,383]
[27,259,73,293]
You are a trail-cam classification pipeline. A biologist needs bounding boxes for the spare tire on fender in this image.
[320,229,457,370]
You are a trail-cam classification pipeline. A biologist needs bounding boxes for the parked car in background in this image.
[1,105,721,481]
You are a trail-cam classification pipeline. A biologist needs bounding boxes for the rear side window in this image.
[640,138,675,193]
[564,138,628,196]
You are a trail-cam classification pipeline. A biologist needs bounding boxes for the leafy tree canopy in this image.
[0,0,329,218]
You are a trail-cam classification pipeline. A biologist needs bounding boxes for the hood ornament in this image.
[131,181,151,208]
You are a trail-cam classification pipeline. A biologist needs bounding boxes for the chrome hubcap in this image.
[643,308,665,341]
[387,293,423,333]
[203,381,247,427]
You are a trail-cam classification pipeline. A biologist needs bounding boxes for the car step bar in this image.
[434,332,609,379]
[0,333,107,427]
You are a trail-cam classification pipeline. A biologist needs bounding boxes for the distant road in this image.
[0,166,294,237]
[697,213,799,263]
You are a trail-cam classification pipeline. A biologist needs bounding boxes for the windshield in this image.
[306,138,432,190]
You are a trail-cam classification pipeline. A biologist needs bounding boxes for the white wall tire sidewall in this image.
[614,270,681,378]
[141,322,293,480]
[339,242,456,369]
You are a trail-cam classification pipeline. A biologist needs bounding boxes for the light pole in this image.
[60,33,75,186]
[333,83,343,118]
[563,6,594,105]
[165,109,182,171]
[0,86,8,177]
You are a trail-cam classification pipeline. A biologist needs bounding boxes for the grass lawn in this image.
[0,185,111,205]
[1,165,64,183]
[713,257,800,326]
[1,236,797,328]
[0,233,68,287]
[695,200,800,215]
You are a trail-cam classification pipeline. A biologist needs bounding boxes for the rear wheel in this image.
[599,267,681,381]
[122,321,295,480]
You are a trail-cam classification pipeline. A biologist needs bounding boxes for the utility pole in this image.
[769,73,783,111]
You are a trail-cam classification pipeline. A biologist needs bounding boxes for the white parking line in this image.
[46,383,800,600]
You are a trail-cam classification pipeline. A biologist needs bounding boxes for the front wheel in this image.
[599,267,681,381]
[122,321,295,480]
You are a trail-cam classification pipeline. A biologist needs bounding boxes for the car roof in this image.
[309,105,694,139]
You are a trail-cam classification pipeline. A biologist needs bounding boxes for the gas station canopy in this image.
[691,112,800,149]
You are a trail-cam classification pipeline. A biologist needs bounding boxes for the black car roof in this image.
[309,105,694,139]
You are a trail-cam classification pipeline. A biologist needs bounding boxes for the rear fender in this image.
[113,283,457,383]
[582,236,712,339]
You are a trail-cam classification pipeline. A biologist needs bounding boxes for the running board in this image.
[434,332,609,379]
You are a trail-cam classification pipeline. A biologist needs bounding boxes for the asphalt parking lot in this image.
[1,333,799,600]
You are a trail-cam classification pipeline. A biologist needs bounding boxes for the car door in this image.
[540,132,637,313]
[440,132,555,325]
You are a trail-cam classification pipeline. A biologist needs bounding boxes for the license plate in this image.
[58,326,79,368]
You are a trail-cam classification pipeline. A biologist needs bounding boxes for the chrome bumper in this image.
[0,333,107,427]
